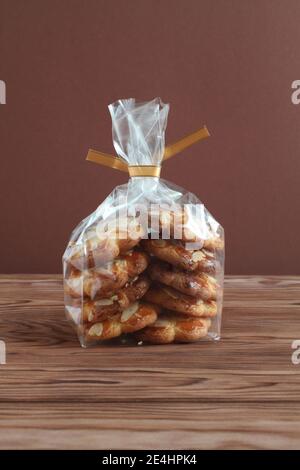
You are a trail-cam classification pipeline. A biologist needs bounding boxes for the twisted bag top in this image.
[86,98,210,177]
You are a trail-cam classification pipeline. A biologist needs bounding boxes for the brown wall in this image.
[1,0,300,274]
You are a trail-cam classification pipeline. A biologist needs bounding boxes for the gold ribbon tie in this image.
[86,125,210,177]
[128,165,161,177]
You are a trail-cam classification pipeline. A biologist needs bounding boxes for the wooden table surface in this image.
[0,275,299,450]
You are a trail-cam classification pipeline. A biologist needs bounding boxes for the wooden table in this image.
[0,275,299,450]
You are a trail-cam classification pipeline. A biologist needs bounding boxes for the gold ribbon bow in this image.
[86,126,210,177]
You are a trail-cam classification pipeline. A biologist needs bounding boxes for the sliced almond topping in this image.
[207,275,217,285]
[162,286,179,299]
[192,251,204,262]
[95,298,114,306]
[94,267,115,278]
[115,259,126,268]
[121,302,139,322]
[88,323,103,337]
[88,312,94,322]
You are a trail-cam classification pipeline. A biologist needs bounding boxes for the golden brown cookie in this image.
[84,302,160,342]
[64,266,83,298]
[124,250,150,278]
[135,312,211,344]
[144,284,217,317]
[142,239,216,273]
[82,274,151,323]
[179,225,224,252]
[148,207,224,251]
[64,260,126,299]
[203,237,224,251]
[67,218,144,270]
[83,298,120,323]
[100,216,145,254]
[148,261,217,300]
[67,237,120,271]
[65,250,150,300]
[117,274,151,309]
[148,207,186,237]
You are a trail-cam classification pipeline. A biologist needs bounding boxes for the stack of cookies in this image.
[64,219,161,346]
[63,212,224,346]
[135,238,222,344]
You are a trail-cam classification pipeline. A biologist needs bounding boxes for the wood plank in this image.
[0,275,300,448]
[0,403,300,450]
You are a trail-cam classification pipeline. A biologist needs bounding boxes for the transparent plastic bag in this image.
[63,98,224,347]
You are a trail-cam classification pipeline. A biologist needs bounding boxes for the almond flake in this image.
[162,286,178,299]
[192,251,204,262]
[95,298,114,306]
[121,302,139,322]
[88,323,103,337]
[88,312,94,322]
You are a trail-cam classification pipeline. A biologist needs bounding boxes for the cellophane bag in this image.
[63,98,224,347]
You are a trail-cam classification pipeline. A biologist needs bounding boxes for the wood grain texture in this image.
[0,275,299,449]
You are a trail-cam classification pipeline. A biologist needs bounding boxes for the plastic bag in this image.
[63,98,224,347]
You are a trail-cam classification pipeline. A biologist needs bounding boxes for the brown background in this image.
[0,0,299,274]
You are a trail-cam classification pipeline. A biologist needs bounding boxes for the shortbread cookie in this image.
[142,239,215,273]
[135,312,211,344]
[84,302,160,342]
[144,284,217,317]
[82,274,151,323]
[148,261,217,300]
[64,250,150,300]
